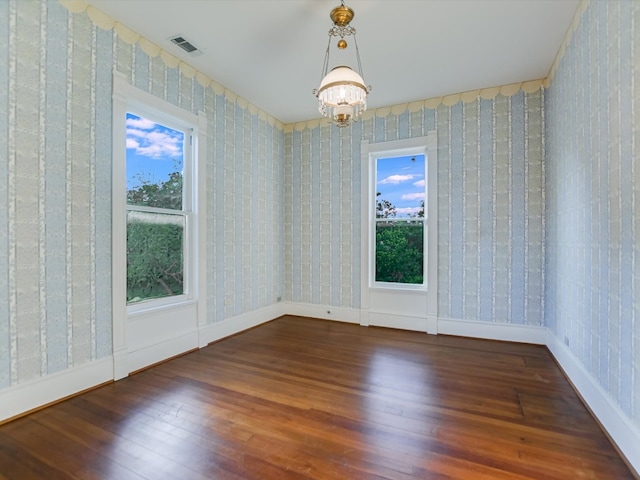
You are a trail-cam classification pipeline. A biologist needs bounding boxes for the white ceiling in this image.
[86,0,580,124]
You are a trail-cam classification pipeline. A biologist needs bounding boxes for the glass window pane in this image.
[375,221,424,284]
[376,155,425,219]
[127,210,185,304]
[375,154,425,285]
[126,113,184,210]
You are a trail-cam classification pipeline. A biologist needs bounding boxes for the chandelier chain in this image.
[315,35,333,92]
[352,34,369,90]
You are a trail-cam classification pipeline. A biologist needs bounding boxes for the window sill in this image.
[369,284,427,294]
[127,296,196,318]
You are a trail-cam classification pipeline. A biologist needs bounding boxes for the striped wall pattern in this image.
[545,0,639,429]
[284,124,362,308]
[0,0,113,388]
[209,102,284,321]
[284,91,545,327]
[0,0,284,389]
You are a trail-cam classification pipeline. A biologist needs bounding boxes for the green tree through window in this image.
[127,173,185,302]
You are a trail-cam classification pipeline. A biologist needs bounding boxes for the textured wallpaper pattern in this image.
[284,91,546,327]
[0,0,284,389]
[0,0,113,388]
[545,0,639,428]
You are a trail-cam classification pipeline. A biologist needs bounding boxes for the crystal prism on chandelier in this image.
[313,1,371,127]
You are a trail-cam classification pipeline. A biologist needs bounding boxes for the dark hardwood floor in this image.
[0,316,634,479]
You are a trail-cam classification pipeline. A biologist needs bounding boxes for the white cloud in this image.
[126,116,156,130]
[126,123,183,159]
[413,179,425,187]
[402,192,425,201]
[378,174,416,184]
[126,128,147,139]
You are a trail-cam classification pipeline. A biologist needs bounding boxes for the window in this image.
[375,154,426,285]
[125,113,188,304]
[360,135,437,331]
[125,113,193,306]
[111,73,207,378]
[112,73,204,318]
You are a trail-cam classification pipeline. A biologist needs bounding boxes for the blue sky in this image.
[376,154,425,217]
[126,113,184,191]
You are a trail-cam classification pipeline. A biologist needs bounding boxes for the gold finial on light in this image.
[337,39,347,49]
[330,4,354,27]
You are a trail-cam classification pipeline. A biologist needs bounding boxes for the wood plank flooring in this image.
[0,316,634,479]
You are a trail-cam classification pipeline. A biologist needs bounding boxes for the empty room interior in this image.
[0,0,638,478]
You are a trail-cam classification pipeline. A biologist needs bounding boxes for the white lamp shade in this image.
[318,66,368,107]
[316,66,369,126]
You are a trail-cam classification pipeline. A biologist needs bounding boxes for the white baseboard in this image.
[426,315,438,335]
[284,306,547,343]
[0,357,113,423]
[113,347,129,381]
[546,330,640,475]
[284,302,361,324]
[437,316,547,344]
[198,302,288,345]
[368,311,428,332]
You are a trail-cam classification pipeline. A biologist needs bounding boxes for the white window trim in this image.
[112,71,207,375]
[360,134,438,318]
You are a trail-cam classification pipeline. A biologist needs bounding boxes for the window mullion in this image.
[127,204,186,216]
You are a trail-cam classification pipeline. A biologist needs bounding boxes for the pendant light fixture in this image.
[313,1,371,127]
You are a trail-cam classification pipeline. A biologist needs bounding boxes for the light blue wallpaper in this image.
[0,0,9,389]
[0,0,284,389]
[0,0,114,385]
[545,0,639,429]
[1,0,94,384]
[284,91,546,327]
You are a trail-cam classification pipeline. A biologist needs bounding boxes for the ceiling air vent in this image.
[170,35,200,54]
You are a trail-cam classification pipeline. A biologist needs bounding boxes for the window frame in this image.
[373,153,427,289]
[124,111,193,311]
[360,134,438,309]
[111,73,206,319]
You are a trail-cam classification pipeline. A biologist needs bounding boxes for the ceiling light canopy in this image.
[313,1,371,128]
